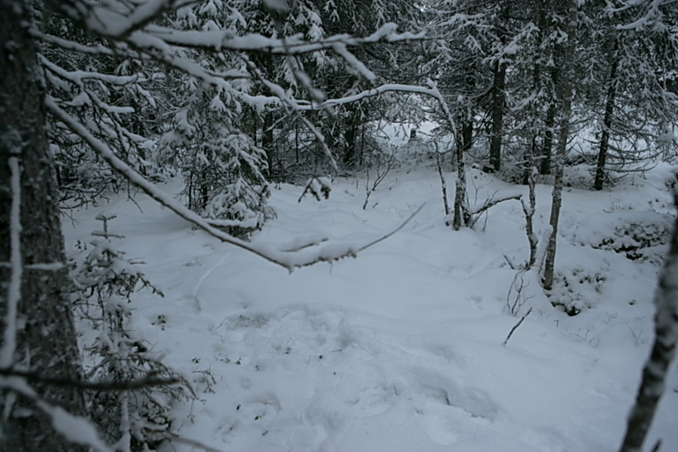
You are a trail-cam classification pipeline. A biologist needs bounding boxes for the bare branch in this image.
[358,203,425,252]
[503,307,532,346]
[469,192,523,217]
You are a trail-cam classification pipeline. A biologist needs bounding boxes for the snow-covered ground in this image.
[64,161,678,452]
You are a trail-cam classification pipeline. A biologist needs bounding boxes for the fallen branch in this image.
[503,307,532,346]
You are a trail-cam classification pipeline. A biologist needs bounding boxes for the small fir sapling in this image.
[70,214,194,452]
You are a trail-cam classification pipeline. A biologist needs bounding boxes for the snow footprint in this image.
[407,368,498,446]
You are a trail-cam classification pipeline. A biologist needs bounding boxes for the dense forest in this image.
[1,0,677,451]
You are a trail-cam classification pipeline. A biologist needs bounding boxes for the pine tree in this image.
[1,1,87,449]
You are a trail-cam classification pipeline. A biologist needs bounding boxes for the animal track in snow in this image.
[406,368,498,445]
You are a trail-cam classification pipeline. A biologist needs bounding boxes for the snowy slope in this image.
[63,163,678,452]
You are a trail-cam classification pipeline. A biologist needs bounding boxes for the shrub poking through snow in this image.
[70,214,194,451]
[548,268,608,316]
[572,210,674,264]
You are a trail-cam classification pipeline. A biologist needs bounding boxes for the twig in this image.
[358,203,425,251]
[503,307,532,346]
[435,147,450,217]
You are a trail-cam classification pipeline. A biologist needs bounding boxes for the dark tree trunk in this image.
[263,111,274,177]
[489,61,506,172]
[0,1,87,450]
[343,107,362,168]
[462,119,473,155]
[595,48,619,191]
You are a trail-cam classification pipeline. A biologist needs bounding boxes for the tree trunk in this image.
[263,111,274,178]
[543,2,577,291]
[489,61,507,172]
[0,1,87,450]
[595,47,619,191]
[541,103,555,175]
[619,197,678,452]
[453,116,471,230]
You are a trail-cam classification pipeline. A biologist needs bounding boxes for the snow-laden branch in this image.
[141,22,424,55]
[30,29,120,56]
[58,0,191,39]
[46,97,421,271]
[40,55,146,87]
[305,81,459,141]
[0,158,22,368]
[615,0,678,30]
[0,376,112,452]
[468,191,523,216]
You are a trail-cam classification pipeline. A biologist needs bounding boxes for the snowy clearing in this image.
[64,163,678,452]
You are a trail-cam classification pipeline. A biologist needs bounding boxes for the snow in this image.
[62,162,678,452]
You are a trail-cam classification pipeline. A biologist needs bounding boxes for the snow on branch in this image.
[58,0,191,39]
[30,29,120,56]
[0,376,112,452]
[143,22,424,55]
[46,98,422,271]
[468,191,523,216]
[40,55,146,87]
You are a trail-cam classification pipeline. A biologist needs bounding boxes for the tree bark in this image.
[619,195,678,452]
[453,117,471,230]
[489,60,507,172]
[0,1,87,450]
[543,1,577,291]
[595,44,620,191]
[263,111,274,178]
[541,102,555,175]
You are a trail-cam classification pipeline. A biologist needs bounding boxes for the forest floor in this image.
[64,157,678,452]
